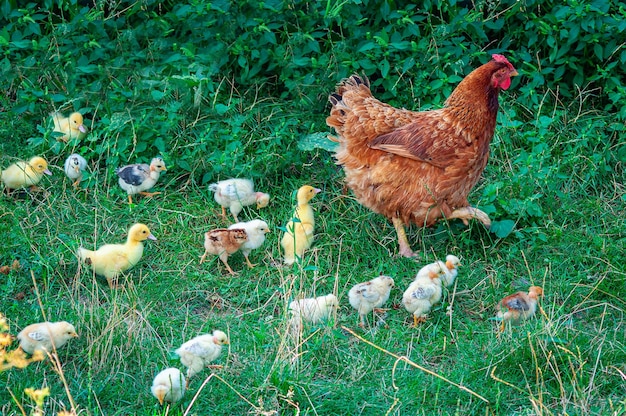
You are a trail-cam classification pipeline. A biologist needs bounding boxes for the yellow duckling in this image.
[51,112,88,142]
[1,156,52,193]
[78,223,157,288]
[280,185,321,265]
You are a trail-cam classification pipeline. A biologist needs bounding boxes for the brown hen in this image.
[327,54,518,257]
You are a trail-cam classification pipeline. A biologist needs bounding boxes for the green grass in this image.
[1,3,625,413]
[1,100,625,415]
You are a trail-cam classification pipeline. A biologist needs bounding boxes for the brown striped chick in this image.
[228,219,270,268]
[175,330,229,384]
[116,157,167,204]
[1,156,52,193]
[199,228,248,275]
[348,275,395,327]
[17,321,78,355]
[51,111,88,142]
[280,185,321,265]
[402,264,446,326]
[496,286,543,331]
[64,154,88,188]
[151,367,186,405]
[78,223,157,288]
[209,178,270,222]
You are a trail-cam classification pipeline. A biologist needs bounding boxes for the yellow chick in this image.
[402,264,446,326]
[228,219,270,268]
[441,255,461,287]
[348,275,395,327]
[496,286,543,332]
[1,156,52,192]
[51,111,88,142]
[199,228,248,275]
[288,294,338,325]
[77,223,157,288]
[17,321,78,355]
[280,185,321,265]
[209,178,270,222]
[175,330,229,381]
[64,153,88,188]
[116,157,167,204]
[151,367,186,405]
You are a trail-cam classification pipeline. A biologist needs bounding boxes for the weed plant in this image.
[1,1,625,415]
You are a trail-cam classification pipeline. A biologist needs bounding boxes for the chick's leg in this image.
[127,195,133,204]
[199,250,209,264]
[392,217,418,258]
[243,254,256,269]
[219,253,236,275]
[447,207,491,228]
[139,191,161,198]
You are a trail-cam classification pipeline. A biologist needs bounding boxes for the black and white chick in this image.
[116,156,167,204]
[64,153,88,188]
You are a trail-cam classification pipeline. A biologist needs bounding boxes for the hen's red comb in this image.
[492,54,516,70]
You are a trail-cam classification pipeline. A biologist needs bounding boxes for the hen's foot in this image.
[448,206,491,228]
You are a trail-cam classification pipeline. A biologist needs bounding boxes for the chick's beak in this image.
[79,125,87,133]
[44,169,52,176]
[314,188,322,194]
[157,392,165,405]
[72,332,79,338]
[148,234,157,241]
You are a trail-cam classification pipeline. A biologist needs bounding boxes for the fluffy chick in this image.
[78,223,157,288]
[151,367,186,405]
[289,294,338,325]
[64,153,88,188]
[228,219,270,268]
[280,185,321,265]
[441,255,461,287]
[1,156,52,192]
[209,178,270,222]
[496,286,544,331]
[17,321,78,355]
[116,157,167,204]
[199,228,248,275]
[51,111,88,142]
[175,330,229,382]
[402,264,446,326]
[348,275,395,327]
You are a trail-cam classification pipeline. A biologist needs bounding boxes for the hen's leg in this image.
[447,207,491,228]
[392,217,419,258]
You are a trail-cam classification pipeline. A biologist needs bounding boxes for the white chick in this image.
[228,219,270,268]
[64,153,88,188]
[209,178,270,222]
[402,264,446,326]
[348,275,395,327]
[151,367,186,405]
[441,255,461,287]
[17,321,78,355]
[288,294,338,325]
[175,330,229,381]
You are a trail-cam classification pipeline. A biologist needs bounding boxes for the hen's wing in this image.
[116,164,150,185]
[368,110,462,168]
